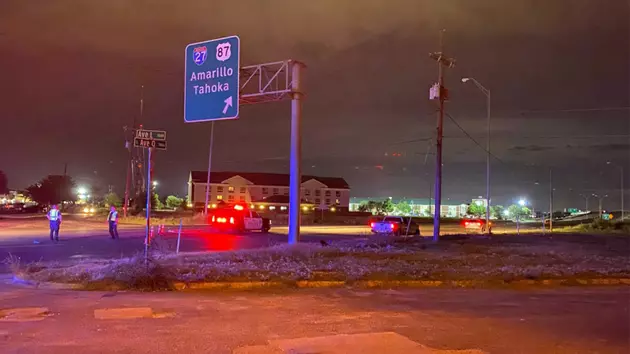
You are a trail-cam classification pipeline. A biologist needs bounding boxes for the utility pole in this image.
[124,85,143,217]
[429,30,455,242]
[549,168,553,233]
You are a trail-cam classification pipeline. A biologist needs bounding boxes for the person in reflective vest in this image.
[107,206,119,239]
[47,204,62,241]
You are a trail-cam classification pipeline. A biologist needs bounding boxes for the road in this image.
[0,217,533,272]
[0,281,627,353]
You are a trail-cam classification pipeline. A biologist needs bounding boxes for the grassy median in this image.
[6,233,630,291]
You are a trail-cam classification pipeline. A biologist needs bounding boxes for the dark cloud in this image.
[0,0,628,211]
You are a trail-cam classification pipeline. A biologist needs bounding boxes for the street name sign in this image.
[184,35,240,123]
[134,138,167,150]
[134,129,167,150]
[135,129,166,141]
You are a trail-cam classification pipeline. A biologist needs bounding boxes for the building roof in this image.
[190,171,350,189]
[252,195,313,204]
[350,197,469,206]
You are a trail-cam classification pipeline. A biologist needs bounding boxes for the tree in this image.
[467,203,485,217]
[26,175,75,205]
[507,204,531,220]
[490,205,505,220]
[373,199,394,215]
[165,195,183,209]
[0,170,8,195]
[103,192,122,207]
[394,200,412,215]
[357,201,370,212]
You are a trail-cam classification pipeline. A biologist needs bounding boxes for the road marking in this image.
[0,307,52,322]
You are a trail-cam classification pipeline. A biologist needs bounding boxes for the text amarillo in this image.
[189,66,234,95]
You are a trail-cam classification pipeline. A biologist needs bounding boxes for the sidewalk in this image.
[0,278,627,353]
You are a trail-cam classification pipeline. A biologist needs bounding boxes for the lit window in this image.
[335,199,340,204]
[216,195,223,200]
[269,206,276,210]
[228,186,235,193]
[280,206,287,211]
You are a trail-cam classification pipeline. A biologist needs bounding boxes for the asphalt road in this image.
[0,217,533,272]
[0,282,627,353]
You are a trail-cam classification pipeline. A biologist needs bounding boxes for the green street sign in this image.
[135,129,167,141]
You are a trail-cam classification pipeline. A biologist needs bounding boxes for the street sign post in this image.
[184,35,240,123]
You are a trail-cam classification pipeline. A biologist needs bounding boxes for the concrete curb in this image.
[10,276,630,292]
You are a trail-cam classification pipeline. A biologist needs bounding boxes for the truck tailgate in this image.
[372,222,395,233]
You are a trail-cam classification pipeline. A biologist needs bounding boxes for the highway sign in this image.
[136,129,166,141]
[134,138,167,150]
[184,35,240,123]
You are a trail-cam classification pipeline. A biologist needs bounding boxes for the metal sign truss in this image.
[239,60,302,104]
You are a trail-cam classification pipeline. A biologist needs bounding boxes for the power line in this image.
[444,112,505,164]
[519,107,630,114]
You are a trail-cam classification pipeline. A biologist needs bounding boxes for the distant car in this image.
[209,205,271,233]
[462,219,491,233]
[370,216,420,236]
[81,205,97,214]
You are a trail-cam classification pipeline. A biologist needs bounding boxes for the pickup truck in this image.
[370,216,420,236]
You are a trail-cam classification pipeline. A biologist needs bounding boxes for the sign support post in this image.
[145,147,152,263]
[288,61,304,245]
[203,122,215,215]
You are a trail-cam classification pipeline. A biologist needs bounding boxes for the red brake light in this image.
[390,223,396,230]
[370,222,375,228]
[464,221,469,226]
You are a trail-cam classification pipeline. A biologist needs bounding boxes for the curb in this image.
[10,276,630,292]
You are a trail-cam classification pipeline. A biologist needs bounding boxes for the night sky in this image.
[1,0,628,211]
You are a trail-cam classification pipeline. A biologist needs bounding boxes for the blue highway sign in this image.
[184,35,240,123]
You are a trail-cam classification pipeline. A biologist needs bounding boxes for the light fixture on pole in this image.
[462,77,491,235]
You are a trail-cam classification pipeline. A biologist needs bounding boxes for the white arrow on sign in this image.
[222,96,233,114]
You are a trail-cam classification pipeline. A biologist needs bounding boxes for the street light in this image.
[462,77,491,234]
[518,199,526,206]
[606,161,624,221]
[152,181,158,187]
[593,194,608,218]
[77,187,88,195]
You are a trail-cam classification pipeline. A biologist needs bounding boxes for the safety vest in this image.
[48,209,60,221]
[109,211,118,222]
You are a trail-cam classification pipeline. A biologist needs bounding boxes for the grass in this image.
[8,233,630,291]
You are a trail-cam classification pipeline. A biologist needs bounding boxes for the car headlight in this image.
[83,207,89,213]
